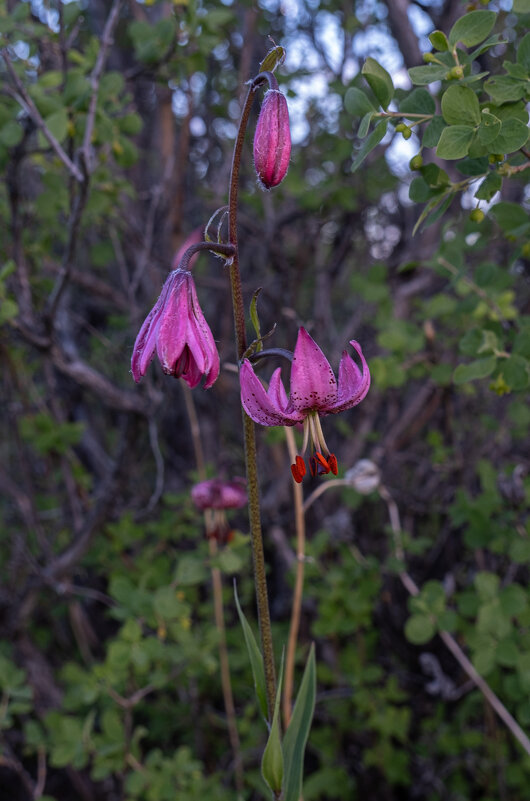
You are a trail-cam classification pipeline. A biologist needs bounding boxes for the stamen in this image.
[291,455,306,483]
[314,452,330,470]
[301,417,310,455]
[313,414,330,456]
[328,453,338,475]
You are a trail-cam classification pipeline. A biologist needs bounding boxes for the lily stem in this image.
[227,73,277,722]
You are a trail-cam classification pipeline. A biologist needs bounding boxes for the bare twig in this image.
[82,0,123,173]
[380,484,530,757]
[1,49,83,182]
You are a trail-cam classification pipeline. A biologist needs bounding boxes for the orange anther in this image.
[291,455,306,483]
[328,453,338,475]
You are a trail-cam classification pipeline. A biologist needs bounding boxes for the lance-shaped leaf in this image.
[282,645,316,801]
[261,653,284,795]
[351,120,388,172]
[234,583,268,721]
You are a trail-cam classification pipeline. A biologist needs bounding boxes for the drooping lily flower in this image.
[131,269,219,388]
[191,478,247,510]
[191,478,247,544]
[240,327,370,482]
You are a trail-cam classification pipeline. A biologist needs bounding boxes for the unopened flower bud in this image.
[344,459,381,495]
[253,89,291,190]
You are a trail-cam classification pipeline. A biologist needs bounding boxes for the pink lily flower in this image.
[191,478,247,545]
[131,269,219,388]
[191,478,247,510]
[253,89,291,190]
[240,327,370,482]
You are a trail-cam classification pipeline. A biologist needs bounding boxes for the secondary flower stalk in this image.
[240,327,370,482]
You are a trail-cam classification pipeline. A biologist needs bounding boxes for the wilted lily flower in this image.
[240,327,370,482]
[253,89,291,190]
[131,269,219,389]
[191,478,247,510]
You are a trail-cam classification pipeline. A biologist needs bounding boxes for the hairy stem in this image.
[228,73,277,721]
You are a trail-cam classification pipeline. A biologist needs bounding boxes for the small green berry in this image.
[423,53,437,63]
[447,65,464,80]
[395,123,406,133]
[469,208,485,223]
[488,153,503,164]
[521,242,530,259]
[409,154,423,170]
[401,126,412,140]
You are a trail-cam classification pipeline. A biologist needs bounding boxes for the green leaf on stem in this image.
[436,125,474,159]
[282,644,316,801]
[474,172,502,201]
[517,32,530,71]
[489,118,529,154]
[422,115,447,148]
[351,120,388,172]
[357,111,375,139]
[344,87,375,117]
[234,583,268,722]
[453,357,497,384]
[476,111,501,144]
[399,88,436,116]
[250,288,263,353]
[261,653,284,794]
[408,64,449,85]
[441,85,481,126]
[361,58,394,110]
[448,11,496,48]
[484,75,527,104]
[429,30,449,52]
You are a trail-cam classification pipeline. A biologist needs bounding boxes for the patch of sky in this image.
[407,4,434,52]
[190,117,207,137]
[314,11,345,74]
[385,131,419,178]
[352,27,403,75]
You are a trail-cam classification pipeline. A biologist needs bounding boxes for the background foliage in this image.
[0,0,529,799]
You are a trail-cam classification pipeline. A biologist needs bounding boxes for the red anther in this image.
[328,453,338,475]
[314,452,330,471]
[291,455,306,483]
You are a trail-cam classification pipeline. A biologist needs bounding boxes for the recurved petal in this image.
[268,366,296,417]
[328,340,370,414]
[240,361,299,426]
[289,327,337,412]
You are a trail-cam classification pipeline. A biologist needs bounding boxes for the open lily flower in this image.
[240,327,370,482]
[131,269,219,389]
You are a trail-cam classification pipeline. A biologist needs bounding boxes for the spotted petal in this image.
[327,341,370,414]
[289,327,338,413]
[240,362,302,426]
